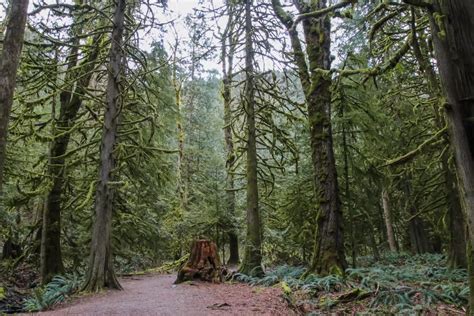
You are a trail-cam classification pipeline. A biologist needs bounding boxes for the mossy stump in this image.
[175,240,227,284]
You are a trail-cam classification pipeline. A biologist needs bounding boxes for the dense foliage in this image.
[0,0,472,314]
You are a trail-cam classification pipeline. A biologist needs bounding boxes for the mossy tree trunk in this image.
[0,0,29,193]
[419,0,474,309]
[173,65,186,213]
[83,0,125,292]
[170,39,188,260]
[410,8,466,268]
[222,54,239,265]
[341,105,356,268]
[272,0,347,275]
[41,26,102,284]
[381,188,397,252]
[238,0,263,277]
[221,5,239,265]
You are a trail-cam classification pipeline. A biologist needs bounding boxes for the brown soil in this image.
[35,274,295,316]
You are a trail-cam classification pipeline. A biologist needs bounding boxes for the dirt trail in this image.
[37,274,294,316]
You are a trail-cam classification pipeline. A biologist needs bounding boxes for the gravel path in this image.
[37,274,295,316]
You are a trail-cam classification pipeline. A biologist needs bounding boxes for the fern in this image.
[236,255,468,314]
[23,275,82,312]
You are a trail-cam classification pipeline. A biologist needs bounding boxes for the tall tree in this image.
[401,0,473,309]
[0,0,29,193]
[221,2,239,265]
[409,9,465,267]
[41,28,102,284]
[421,0,474,311]
[239,0,263,277]
[272,0,349,275]
[83,0,126,291]
[170,39,187,259]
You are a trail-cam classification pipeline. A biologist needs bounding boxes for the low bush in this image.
[235,253,468,314]
[23,274,82,312]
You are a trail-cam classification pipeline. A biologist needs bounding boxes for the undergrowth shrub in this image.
[23,275,81,312]
[235,253,468,313]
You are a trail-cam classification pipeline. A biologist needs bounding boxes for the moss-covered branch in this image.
[292,0,356,29]
[383,126,447,167]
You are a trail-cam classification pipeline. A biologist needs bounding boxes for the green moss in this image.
[0,287,5,300]
[438,30,446,40]
[330,264,344,276]
[281,281,292,295]
[433,12,446,40]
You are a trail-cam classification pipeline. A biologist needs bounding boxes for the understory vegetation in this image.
[23,275,81,312]
[235,253,468,314]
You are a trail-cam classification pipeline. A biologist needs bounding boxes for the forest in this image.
[0,0,473,314]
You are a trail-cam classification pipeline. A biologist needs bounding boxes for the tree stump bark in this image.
[175,240,227,284]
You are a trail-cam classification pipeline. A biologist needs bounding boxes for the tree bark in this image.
[342,108,356,268]
[175,240,227,283]
[272,0,346,275]
[83,0,125,292]
[367,221,380,261]
[170,39,187,260]
[0,0,29,193]
[410,9,466,267]
[423,1,473,308]
[238,0,263,277]
[41,29,101,284]
[448,173,467,268]
[174,66,186,213]
[381,188,397,252]
[427,0,474,248]
[221,6,239,265]
[407,215,432,254]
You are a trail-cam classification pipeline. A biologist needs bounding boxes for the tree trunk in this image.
[83,0,125,292]
[382,188,397,252]
[238,0,263,277]
[41,29,101,284]
[410,9,466,267]
[0,0,29,193]
[424,0,473,309]
[407,215,432,254]
[304,1,346,276]
[171,39,187,260]
[342,108,356,268]
[468,241,474,316]
[428,0,474,249]
[272,0,346,276]
[221,10,239,265]
[174,72,186,212]
[367,221,380,261]
[175,240,227,283]
[448,173,467,268]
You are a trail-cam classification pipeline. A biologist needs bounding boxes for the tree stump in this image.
[175,240,227,284]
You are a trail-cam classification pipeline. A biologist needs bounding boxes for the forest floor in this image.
[33,274,294,315]
[1,253,468,314]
